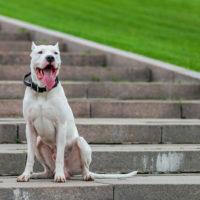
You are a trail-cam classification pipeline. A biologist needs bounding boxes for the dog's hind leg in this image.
[65,137,94,181]
[32,136,55,179]
[77,137,94,181]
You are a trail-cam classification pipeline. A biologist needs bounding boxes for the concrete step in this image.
[0,41,67,51]
[182,101,200,119]
[0,144,199,175]
[97,174,200,200]
[0,81,199,100]
[0,52,106,66]
[0,99,89,118]
[0,175,200,200]
[0,176,112,200]
[0,65,150,81]
[1,118,200,144]
[0,99,183,118]
[0,32,31,40]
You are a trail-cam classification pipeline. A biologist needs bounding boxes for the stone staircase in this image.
[0,30,200,200]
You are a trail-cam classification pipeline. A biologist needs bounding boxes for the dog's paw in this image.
[17,174,31,182]
[83,174,94,181]
[54,173,66,183]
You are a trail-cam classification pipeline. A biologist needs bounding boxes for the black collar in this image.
[23,72,59,93]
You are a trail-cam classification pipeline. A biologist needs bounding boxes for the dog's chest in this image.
[28,97,58,145]
[28,97,56,120]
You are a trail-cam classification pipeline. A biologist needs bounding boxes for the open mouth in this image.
[36,64,58,90]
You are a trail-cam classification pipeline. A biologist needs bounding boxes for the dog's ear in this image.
[31,42,37,51]
[55,42,59,50]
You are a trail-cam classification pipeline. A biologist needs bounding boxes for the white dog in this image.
[17,43,137,182]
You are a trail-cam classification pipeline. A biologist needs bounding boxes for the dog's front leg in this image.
[17,124,37,182]
[54,123,67,183]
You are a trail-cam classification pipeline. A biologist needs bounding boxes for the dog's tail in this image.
[89,170,137,179]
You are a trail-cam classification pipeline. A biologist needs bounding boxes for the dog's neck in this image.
[23,72,59,93]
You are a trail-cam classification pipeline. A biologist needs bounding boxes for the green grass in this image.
[0,0,200,71]
[91,77,101,82]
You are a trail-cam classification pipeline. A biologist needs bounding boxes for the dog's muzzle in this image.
[36,62,58,90]
[46,55,55,63]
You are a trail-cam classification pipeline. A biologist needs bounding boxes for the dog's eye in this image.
[54,52,58,55]
[38,51,43,54]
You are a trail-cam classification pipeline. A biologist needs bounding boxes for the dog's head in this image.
[30,42,61,90]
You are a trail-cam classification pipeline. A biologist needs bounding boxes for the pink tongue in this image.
[41,68,55,90]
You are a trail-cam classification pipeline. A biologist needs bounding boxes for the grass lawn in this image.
[0,0,200,71]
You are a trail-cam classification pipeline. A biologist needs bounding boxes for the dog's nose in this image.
[46,55,55,63]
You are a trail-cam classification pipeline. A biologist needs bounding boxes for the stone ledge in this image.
[0,175,200,200]
[0,144,200,174]
[0,177,113,200]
